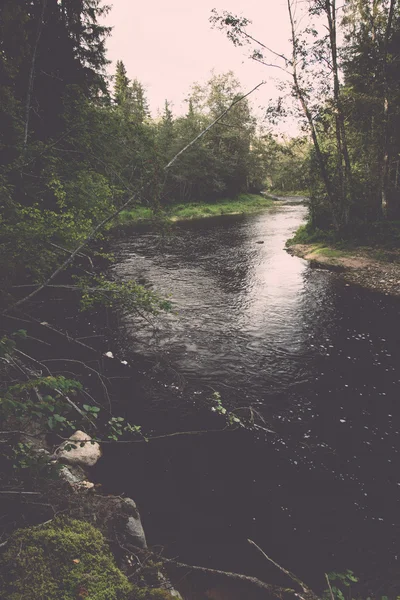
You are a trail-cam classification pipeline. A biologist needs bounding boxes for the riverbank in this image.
[118,194,277,225]
[286,243,400,296]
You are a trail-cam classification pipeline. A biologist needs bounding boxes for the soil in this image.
[287,243,400,296]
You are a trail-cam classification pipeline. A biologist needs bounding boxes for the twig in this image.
[325,573,335,600]
[247,539,320,600]
[128,545,296,597]
[15,349,52,376]
[48,242,94,269]
[42,358,112,411]
[55,390,97,430]
[55,427,236,445]
[25,315,98,354]
[0,491,41,496]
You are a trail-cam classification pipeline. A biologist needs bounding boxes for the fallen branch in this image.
[248,539,320,600]
[0,491,41,496]
[4,195,139,314]
[325,573,335,600]
[129,545,296,598]
[165,81,265,170]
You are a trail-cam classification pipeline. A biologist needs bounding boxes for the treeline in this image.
[213,0,400,233]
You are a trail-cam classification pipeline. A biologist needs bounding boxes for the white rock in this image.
[78,480,95,490]
[104,351,114,358]
[57,431,102,468]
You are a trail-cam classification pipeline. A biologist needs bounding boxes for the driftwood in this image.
[248,539,320,600]
[126,545,296,600]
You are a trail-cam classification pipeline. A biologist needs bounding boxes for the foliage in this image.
[323,570,359,600]
[209,391,242,427]
[0,330,85,434]
[287,219,400,249]
[78,275,172,315]
[211,1,400,235]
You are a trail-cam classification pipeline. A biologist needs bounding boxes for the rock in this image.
[59,466,95,491]
[256,240,264,244]
[123,498,147,549]
[78,480,95,490]
[59,465,87,485]
[126,516,147,548]
[56,431,102,468]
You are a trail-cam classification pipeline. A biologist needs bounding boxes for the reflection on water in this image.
[110,203,400,590]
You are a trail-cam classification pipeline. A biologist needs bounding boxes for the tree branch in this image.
[4,195,139,314]
[165,82,265,170]
[248,539,320,600]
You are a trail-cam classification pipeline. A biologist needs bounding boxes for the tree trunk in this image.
[381,0,396,218]
[23,0,47,151]
[287,0,339,229]
[326,0,353,226]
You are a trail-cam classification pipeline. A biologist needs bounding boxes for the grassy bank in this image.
[286,222,400,296]
[118,194,276,225]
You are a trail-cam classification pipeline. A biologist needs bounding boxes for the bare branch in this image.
[165,82,265,170]
[248,539,320,600]
[130,545,297,598]
[4,194,138,315]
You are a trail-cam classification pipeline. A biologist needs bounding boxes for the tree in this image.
[114,60,130,105]
[342,0,400,219]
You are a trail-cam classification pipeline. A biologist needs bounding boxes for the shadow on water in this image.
[96,203,400,593]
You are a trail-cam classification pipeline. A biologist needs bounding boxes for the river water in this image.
[107,201,400,592]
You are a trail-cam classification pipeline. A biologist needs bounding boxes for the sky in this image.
[103,0,296,128]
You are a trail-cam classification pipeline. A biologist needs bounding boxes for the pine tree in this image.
[114,60,130,105]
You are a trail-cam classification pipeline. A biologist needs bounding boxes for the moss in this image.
[0,518,176,600]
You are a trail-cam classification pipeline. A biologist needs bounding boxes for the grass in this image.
[286,221,400,267]
[118,194,276,225]
[269,189,308,197]
[314,246,348,258]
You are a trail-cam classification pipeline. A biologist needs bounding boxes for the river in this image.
[103,200,400,593]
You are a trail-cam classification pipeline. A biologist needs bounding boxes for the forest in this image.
[1,1,400,599]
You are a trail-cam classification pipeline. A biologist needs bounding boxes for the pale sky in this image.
[104,0,295,127]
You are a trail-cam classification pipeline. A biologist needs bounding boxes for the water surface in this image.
[108,202,400,592]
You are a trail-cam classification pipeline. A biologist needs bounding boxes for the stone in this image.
[59,465,86,485]
[125,515,147,548]
[56,431,102,468]
[117,497,147,549]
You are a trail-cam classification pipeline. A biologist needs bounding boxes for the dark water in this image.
[106,203,400,594]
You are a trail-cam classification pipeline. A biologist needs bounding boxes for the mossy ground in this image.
[0,518,175,600]
[118,194,275,225]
